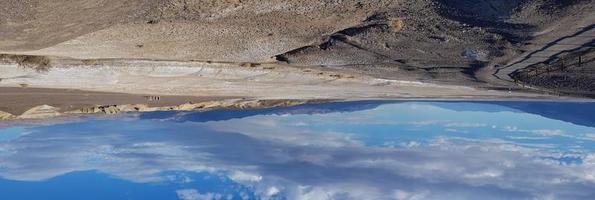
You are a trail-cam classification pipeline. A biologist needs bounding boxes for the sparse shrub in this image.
[81,59,99,65]
[388,18,404,32]
[0,54,51,72]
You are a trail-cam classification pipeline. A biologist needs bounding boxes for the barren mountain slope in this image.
[1,0,396,62]
[1,0,592,65]
[0,0,594,106]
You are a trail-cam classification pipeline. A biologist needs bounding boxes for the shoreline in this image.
[1,53,591,121]
[1,86,593,121]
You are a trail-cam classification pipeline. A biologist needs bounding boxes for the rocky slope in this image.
[0,0,594,106]
[512,47,595,97]
[1,1,592,66]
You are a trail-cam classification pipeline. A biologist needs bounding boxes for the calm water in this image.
[1,101,595,200]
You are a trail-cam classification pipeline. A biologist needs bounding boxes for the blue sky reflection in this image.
[1,101,595,200]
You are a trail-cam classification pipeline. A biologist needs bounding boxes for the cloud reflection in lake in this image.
[1,101,595,200]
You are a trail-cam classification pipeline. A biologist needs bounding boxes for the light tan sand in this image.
[0,59,577,119]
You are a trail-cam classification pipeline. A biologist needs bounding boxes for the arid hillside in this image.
[0,0,594,117]
[1,0,591,65]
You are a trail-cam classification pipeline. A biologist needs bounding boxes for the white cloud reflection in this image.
[177,189,227,200]
[1,102,595,200]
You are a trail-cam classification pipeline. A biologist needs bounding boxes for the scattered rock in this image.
[388,18,404,32]
[174,102,202,110]
[462,50,488,61]
[0,99,312,120]
[118,104,149,112]
[18,105,61,119]
[79,106,99,113]
[0,110,15,120]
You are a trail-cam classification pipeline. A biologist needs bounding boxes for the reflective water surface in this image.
[1,101,595,200]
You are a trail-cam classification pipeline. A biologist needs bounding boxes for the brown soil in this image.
[0,87,234,115]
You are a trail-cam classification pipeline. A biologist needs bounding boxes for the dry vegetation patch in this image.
[0,54,51,72]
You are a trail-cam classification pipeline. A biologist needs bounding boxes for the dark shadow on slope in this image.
[433,0,536,44]
[507,24,595,69]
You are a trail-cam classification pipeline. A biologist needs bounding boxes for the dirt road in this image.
[494,23,595,82]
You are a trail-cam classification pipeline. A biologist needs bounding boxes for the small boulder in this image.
[18,105,61,119]
[0,110,15,120]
